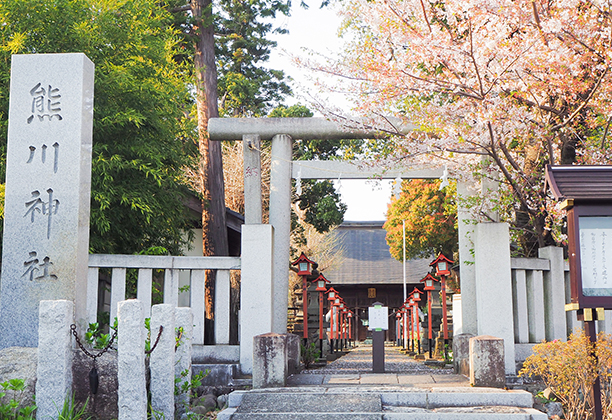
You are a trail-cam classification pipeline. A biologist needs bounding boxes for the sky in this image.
[267,4,393,222]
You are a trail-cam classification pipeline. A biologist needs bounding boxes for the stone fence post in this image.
[117,299,146,420]
[36,300,74,420]
[150,304,175,419]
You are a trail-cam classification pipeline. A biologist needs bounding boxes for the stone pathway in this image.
[288,343,469,388]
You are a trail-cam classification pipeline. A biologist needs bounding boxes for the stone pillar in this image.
[117,299,146,420]
[215,269,231,345]
[240,224,274,374]
[150,304,175,420]
[469,335,505,388]
[269,134,292,334]
[457,180,477,336]
[243,134,262,224]
[539,246,567,341]
[253,333,288,389]
[175,307,194,412]
[474,222,515,374]
[0,53,94,348]
[36,300,74,420]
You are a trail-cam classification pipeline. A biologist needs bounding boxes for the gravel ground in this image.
[302,343,455,375]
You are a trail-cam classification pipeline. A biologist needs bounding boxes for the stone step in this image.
[193,363,238,386]
[217,388,547,419]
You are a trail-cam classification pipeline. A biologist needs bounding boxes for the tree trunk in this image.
[192,0,229,344]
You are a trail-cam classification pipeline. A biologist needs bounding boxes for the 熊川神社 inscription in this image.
[0,53,94,348]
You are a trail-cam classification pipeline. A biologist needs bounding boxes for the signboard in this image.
[567,204,612,308]
[579,216,612,297]
[368,304,388,331]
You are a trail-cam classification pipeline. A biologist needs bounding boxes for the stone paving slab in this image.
[235,392,382,413]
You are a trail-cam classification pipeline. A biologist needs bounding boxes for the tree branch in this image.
[601,116,612,149]
[169,3,192,13]
[468,19,485,97]
[551,66,609,131]
[487,122,534,214]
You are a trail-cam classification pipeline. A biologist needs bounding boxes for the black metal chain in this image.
[70,324,117,361]
[145,325,164,355]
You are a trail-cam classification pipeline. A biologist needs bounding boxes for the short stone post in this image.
[286,333,301,375]
[469,335,505,388]
[453,332,475,376]
[253,333,288,389]
[36,300,74,420]
[150,304,175,419]
[175,307,194,413]
[118,299,146,420]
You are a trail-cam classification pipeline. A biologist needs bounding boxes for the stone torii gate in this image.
[208,117,505,374]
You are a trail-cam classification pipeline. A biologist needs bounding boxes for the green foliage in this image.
[215,0,292,117]
[300,342,321,369]
[57,394,91,420]
[174,369,207,397]
[384,179,457,261]
[0,379,35,420]
[297,181,347,233]
[84,323,111,349]
[0,0,197,255]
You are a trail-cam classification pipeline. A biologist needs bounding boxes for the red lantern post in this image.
[411,287,422,353]
[348,311,353,345]
[292,252,315,344]
[315,274,330,354]
[430,253,454,359]
[326,287,338,353]
[420,273,439,358]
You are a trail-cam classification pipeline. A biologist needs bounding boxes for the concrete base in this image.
[193,345,240,364]
[193,364,238,386]
[470,336,505,388]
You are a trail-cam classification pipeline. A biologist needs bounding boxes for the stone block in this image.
[117,299,146,420]
[286,333,301,374]
[252,333,288,389]
[1,53,94,348]
[36,300,73,420]
[453,333,475,376]
[150,304,175,420]
[469,335,505,388]
[72,348,117,420]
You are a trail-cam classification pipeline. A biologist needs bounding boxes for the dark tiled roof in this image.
[322,221,432,285]
[545,165,612,201]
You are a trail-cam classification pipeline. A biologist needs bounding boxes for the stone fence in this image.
[87,254,240,346]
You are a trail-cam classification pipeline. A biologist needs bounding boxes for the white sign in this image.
[368,305,388,330]
[579,216,612,296]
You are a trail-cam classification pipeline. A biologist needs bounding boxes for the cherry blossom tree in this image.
[308,0,612,256]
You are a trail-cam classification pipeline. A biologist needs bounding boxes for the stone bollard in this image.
[118,299,147,420]
[253,333,288,389]
[469,335,505,388]
[453,333,475,376]
[286,333,301,375]
[175,307,194,414]
[36,300,74,420]
[150,304,175,419]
